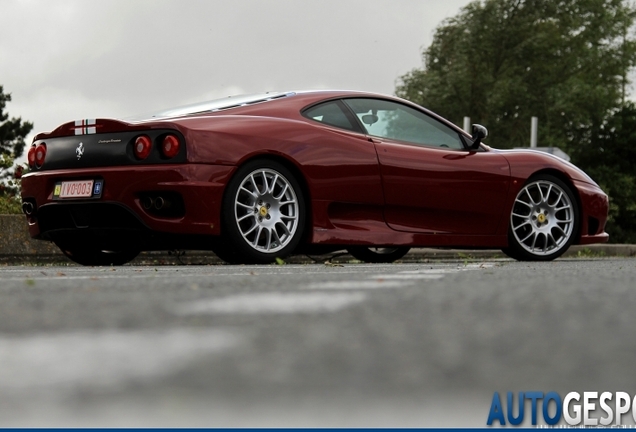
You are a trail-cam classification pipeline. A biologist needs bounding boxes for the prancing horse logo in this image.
[76,142,84,160]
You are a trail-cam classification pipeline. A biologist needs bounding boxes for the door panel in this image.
[375,140,511,235]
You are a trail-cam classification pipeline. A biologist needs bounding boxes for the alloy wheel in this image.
[233,168,300,254]
[510,179,575,257]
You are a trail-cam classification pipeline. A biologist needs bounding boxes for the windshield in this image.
[127,91,295,121]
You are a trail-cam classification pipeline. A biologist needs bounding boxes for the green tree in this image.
[1,86,32,161]
[0,85,33,213]
[572,103,636,243]
[396,0,636,152]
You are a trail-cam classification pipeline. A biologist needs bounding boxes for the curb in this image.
[1,215,634,265]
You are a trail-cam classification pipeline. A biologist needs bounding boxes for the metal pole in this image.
[530,116,538,148]
[463,117,471,133]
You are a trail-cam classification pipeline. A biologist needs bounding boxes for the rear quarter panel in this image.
[172,115,385,206]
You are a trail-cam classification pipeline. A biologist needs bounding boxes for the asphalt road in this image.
[0,258,635,427]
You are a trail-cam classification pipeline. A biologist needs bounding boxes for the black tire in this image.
[500,247,524,261]
[221,160,306,264]
[56,244,140,266]
[210,243,242,264]
[506,174,579,261]
[347,246,410,263]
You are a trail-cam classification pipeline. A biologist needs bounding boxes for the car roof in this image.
[126,90,397,122]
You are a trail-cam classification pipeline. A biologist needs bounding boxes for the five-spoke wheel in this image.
[504,174,579,261]
[221,160,305,263]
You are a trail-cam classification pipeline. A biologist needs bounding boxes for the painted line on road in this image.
[2,275,156,282]
[0,271,382,284]
[1,269,400,283]
[0,328,241,392]
[305,280,410,290]
[398,269,465,274]
[369,274,445,280]
[173,292,366,315]
[397,264,494,274]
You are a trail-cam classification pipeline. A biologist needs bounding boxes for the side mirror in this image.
[470,124,488,150]
[361,114,379,126]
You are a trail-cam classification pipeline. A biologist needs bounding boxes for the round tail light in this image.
[34,143,47,168]
[161,134,180,159]
[134,135,152,160]
[27,145,37,168]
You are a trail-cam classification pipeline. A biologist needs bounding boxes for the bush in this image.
[0,154,27,215]
[0,193,21,214]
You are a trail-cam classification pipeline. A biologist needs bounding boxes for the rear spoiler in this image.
[34,118,144,141]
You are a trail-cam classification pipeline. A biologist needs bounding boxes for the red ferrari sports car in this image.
[20,90,609,265]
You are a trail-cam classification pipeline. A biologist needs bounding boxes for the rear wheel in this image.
[221,160,305,264]
[504,174,579,261]
[56,243,140,266]
[347,246,410,263]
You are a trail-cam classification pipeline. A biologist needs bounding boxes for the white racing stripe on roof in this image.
[174,292,366,315]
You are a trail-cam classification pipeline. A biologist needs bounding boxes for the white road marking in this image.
[370,274,445,280]
[0,263,495,283]
[305,280,409,290]
[398,264,494,274]
[1,269,396,283]
[305,264,498,290]
[398,269,465,274]
[3,275,155,282]
[0,328,241,392]
[174,292,366,315]
[465,263,495,269]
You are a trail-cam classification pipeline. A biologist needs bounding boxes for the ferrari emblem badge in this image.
[76,142,85,160]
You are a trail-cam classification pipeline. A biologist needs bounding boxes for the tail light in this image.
[34,143,47,168]
[27,145,37,168]
[134,135,152,160]
[161,134,180,159]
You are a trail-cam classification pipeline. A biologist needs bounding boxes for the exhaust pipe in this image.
[142,194,173,212]
[154,196,165,210]
[141,196,154,210]
[154,196,171,210]
[22,201,34,216]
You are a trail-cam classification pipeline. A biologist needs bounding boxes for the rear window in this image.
[128,92,295,121]
[303,101,358,132]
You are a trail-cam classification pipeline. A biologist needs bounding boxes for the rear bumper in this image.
[20,163,235,241]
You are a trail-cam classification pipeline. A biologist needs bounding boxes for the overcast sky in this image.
[2,0,472,156]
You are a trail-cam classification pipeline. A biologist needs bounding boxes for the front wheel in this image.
[505,174,579,261]
[347,246,410,263]
[221,160,306,264]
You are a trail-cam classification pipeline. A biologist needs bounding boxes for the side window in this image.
[302,101,358,132]
[342,98,464,150]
